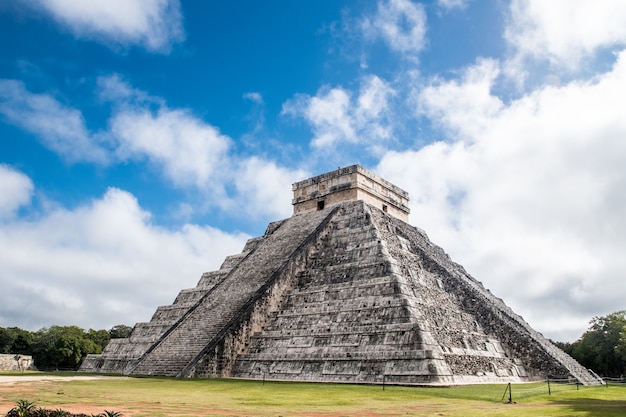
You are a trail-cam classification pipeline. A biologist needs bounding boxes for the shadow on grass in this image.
[551,398,626,417]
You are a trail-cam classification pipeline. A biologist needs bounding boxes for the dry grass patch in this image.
[1,373,625,417]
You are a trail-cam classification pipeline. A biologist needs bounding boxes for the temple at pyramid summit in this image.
[80,165,602,385]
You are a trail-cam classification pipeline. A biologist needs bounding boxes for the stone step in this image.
[129,208,335,376]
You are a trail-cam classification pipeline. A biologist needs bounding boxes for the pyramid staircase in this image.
[82,200,601,385]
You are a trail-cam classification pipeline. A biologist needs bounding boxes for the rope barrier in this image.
[509,385,548,393]
[497,378,600,402]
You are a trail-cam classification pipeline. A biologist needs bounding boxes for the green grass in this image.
[1,373,625,417]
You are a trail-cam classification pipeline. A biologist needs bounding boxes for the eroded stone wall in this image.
[292,165,409,222]
[0,354,34,371]
[377,209,599,384]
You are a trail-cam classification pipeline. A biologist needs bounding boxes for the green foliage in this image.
[108,325,132,339]
[5,400,122,417]
[0,328,34,355]
[569,310,626,377]
[85,329,110,351]
[618,330,626,363]
[32,326,102,370]
[0,325,127,370]
[11,399,36,417]
[0,324,128,371]
[552,339,574,356]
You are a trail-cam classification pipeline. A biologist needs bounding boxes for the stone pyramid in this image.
[80,165,601,385]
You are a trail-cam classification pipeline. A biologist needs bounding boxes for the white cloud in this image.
[282,75,394,150]
[0,79,109,164]
[437,0,470,11]
[110,107,232,190]
[234,157,309,220]
[0,185,249,330]
[243,92,264,105]
[0,75,231,189]
[417,58,503,141]
[285,87,354,148]
[0,165,34,219]
[0,75,307,221]
[357,75,395,123]
[362,0,427,56]
[378,52,626,341]
[99,74,233,191]
[31,0,184,53]
[506,0,626,70]
[99,76,310,220]
[96,74,154,104]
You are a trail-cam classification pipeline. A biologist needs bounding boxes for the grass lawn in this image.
[1,372,625,417]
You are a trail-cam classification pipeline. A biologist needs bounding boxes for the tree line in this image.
[0,324,132,370]
[1,311,625,377]
[553,310,626,378]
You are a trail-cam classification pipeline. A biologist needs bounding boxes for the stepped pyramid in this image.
[80,165,601,385]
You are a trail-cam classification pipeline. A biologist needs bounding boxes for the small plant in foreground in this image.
[4,400,121,417]
[10,400,37,417]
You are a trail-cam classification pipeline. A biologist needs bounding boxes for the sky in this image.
[0,0,625,343]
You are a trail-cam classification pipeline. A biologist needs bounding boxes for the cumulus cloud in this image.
[29,0,184,53]
[99,76,307,219]
[0,165,34,219]
[0,79,109,164]
[282,75,395,150]
[110,108,232,190]
[0,184,249,330]
[96,74,155,105]
[233,157,309,220]
[362,0,427,57]
[99,74,232,186]
[417,58,503,141]
[378,53,626,341]
[284,88,353,147]
[0,74,306,221]
[506,0,626,70]
[98,74,231,191]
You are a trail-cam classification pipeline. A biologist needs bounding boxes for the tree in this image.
[87,328,110,351]
[109,324,132,339]
[571,310,626,377]
[552,339,571,352]
[0,327,15,354]
[0,324,133,370]
[0,327,34,355]
[616,321,626,366]
[32,326,102,370]
[12,330,34,354]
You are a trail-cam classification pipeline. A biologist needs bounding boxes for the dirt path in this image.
[0,376,131,416]
[0,375,127,384]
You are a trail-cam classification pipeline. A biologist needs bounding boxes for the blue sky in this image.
[1,0,625,342]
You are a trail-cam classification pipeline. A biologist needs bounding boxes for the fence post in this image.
[501,383,512,403]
